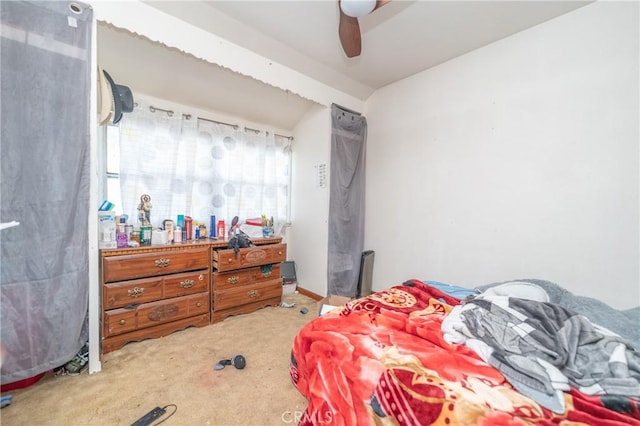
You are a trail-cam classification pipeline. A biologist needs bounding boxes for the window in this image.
[103,99,292,232]
[105,124,122,214]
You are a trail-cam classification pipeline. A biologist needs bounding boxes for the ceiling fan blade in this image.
[338,0,390,58]
[338,4,362,58]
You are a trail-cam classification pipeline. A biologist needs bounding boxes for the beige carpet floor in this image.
[1,292,318,426]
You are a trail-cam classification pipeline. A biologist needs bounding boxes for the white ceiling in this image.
[97,0,591,130]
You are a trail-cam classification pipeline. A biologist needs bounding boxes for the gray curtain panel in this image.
[1,0,92,383]
[328,104,367,297]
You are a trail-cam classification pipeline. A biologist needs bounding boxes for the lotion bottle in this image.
[216,220,225,240]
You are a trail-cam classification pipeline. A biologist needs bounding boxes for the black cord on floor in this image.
[152,404,177,426]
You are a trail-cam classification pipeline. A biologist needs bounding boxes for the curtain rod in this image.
[147,104,293,140]
[273,133,293,141]
[148,105,175,117]
[197,116,238,130]
[147,106,195,122]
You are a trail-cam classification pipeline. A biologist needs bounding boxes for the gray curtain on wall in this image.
[328,104,367,297]
[0,1,92,383]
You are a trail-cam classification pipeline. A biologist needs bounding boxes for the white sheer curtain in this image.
[195,120,291,226]
[119,98,291,232]
[118,98,198,228]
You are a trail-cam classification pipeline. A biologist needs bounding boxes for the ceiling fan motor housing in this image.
[340,0,377,18]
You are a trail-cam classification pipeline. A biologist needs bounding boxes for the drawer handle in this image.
[155,258,171,267]
[180,279,194,289]
[262,271,272,278]
[119,319,126,325]
[248,289,258,298]
[196,302,203,307]
[128,287,145,298]
[227,275,240,284]
[228,258,233,263]
[278,251,283,255]
[198,274,204,281]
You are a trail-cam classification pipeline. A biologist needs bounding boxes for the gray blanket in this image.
[476,279,640,349]
[460,294,640,413]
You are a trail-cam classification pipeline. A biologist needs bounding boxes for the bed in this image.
[290,279,640,425]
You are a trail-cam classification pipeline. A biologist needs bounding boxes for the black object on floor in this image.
[131,406,166,426]
[356,250,375,299]
[214,354,246,370]
[281,261,298,285]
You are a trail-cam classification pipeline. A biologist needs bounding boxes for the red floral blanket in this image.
[290,280,640,425]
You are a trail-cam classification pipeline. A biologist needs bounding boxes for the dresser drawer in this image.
[104,308,138,336]
[163,270,209,299]
[103,276,164,309]
[138,293,208,330]
[104,293,209,338]
[213,278,282,311]
[213,243,286,272]
[103,247,209,282]
[214,264,281,290]
[104,270,208,309]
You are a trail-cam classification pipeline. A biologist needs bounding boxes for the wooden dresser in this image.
[100,241,211,354]
[100,238,286,353]
[211,238,286,323]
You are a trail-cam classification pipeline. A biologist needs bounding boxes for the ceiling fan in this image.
[339,0,390,58]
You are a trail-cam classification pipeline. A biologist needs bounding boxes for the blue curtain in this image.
[1,0,92,383]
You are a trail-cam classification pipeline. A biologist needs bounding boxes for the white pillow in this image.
[479,281,550,302]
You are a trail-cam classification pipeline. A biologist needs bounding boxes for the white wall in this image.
[290,105,332,296]
[364,1,639,309]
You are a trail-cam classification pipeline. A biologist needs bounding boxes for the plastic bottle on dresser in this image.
[116,217,128,248]
[209,215,216,238]
[184,216,192,240]
[217,220,225,240]
[163,219,174,243]
[174,225,182,243]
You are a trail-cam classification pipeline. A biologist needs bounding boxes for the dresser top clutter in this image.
[100,236,280,256]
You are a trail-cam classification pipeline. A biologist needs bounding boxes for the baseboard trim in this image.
[296,286,323,301]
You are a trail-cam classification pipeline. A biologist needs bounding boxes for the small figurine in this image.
[137,194,152,226]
